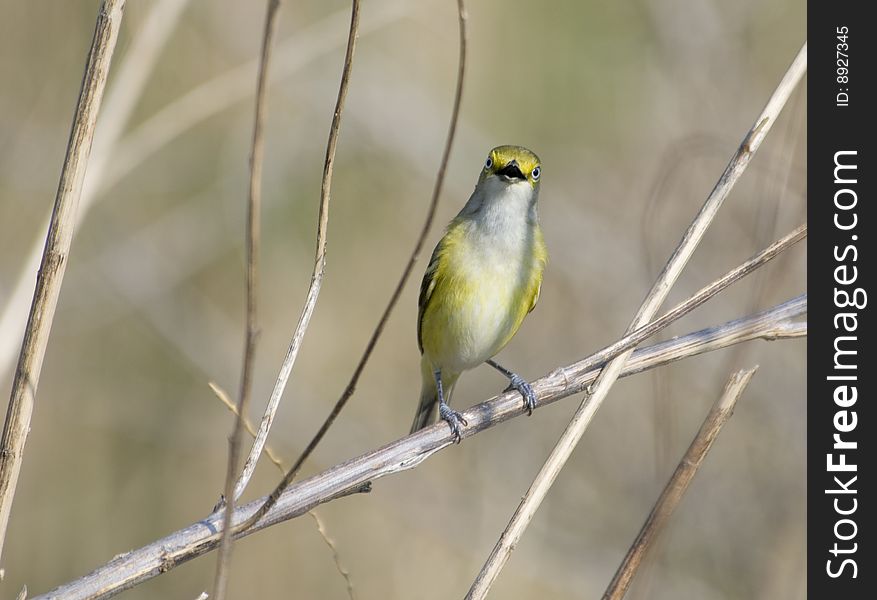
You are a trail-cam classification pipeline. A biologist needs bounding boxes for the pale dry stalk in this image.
[34,296,805,600]
[0,0,127,563]
[465,42,807,599]
[602,367,759,599]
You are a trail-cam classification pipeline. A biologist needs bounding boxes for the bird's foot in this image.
[439,402,468,443]
[505,373,537,415]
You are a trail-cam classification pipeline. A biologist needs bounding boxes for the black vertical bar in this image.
[808,2,874,595]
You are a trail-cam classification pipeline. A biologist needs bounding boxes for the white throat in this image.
[467,177,536,237]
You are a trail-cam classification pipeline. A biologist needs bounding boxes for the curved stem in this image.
[232,0,362,502]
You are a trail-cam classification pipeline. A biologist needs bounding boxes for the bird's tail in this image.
[410,356,457,434]
[409,386,437,434]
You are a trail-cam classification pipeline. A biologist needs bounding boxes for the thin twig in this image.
[209,383,357,599]
[580,223,804,375]
[212,1,280,598]
[237,0,469,531]
[465,42,807,599]
[33,298,805,600]
[308,511,356,600]
[602,367,758,600]
[232,0,361,503]
[210,382,286,471]
[0,0,127,563]
[725,91,807,371]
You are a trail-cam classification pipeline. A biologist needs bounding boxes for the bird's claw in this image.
[505,373,537,415]
[439,402,467,443]
[212,494,227,514]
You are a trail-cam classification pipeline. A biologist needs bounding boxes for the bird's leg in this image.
[486,359,537,415]
[435,369,467,443]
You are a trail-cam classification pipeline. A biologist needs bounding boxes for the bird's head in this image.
[478,145,542,189]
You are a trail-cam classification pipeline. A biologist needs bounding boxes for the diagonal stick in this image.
[33,298,805,600]
[0,0,127,563]
[602,367,758,600]
[465,41,807,599]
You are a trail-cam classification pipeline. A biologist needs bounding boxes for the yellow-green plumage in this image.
[411,145,547,434]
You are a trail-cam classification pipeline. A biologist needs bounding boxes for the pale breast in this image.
[425,221,542,372]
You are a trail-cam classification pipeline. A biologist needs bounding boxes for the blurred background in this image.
[0,0,806,598]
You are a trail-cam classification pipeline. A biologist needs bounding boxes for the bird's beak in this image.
[497,159,526,181]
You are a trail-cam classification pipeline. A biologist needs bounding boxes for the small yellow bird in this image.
[412,145,547,441]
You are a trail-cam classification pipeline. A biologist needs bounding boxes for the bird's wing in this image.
[417,239,444,353]
[527,279,542,314]
[527,225,548,313]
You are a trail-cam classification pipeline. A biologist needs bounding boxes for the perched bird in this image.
[412,145,547,441]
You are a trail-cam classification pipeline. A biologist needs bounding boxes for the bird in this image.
[412,145,547,442]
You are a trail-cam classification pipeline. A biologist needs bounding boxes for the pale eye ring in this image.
[485,156,493,170]
[531,166,541,180]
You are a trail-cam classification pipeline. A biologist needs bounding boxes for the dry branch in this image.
[34,296,804,600]
[0,0,127,563]
[232,0,362,502]
[602,367,758,600]
[209,382,356,599]
[465,41,807,599]
[212,1,281,598]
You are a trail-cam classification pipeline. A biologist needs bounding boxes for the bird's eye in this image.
[531,166,541,180]
[485,156,493,170]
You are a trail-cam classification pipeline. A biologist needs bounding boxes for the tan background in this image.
[0,0,805,598]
